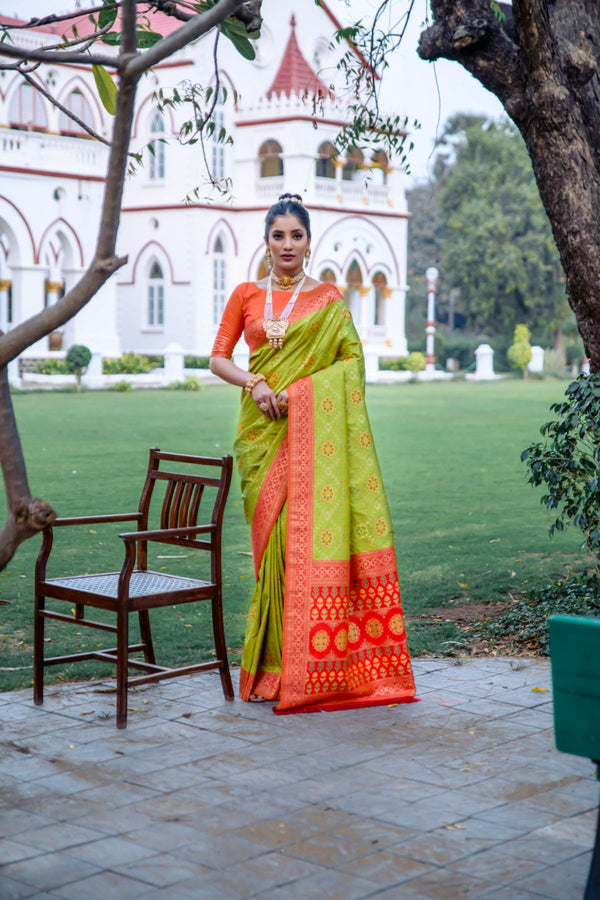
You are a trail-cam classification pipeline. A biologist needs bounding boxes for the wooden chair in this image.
[34,448,234,728]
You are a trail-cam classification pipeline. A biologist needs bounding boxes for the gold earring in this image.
[305,248,311,261]
[265,248,273,270]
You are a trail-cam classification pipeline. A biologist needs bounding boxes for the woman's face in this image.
[266,214,310,275]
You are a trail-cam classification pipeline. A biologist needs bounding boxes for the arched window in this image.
[58,89,95,136]
[8,82,48,131]
[147,260,164,327]
[342,148,364,182]
[212,237,226,325]
[344,260,363,322]
[211,88,226,181]
[372,271,388,325]
[258,139,283,177]
[319,268,337,284]
[371,150,388,184]
[316,141,336,179]
[149,113,166,180]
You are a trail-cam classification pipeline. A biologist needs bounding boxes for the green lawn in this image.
[0,380,584,690]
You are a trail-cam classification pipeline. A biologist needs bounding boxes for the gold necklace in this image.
[263,273,307,349]
[271,270,305,291]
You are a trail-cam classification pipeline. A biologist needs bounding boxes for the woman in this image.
[210,194,416,713]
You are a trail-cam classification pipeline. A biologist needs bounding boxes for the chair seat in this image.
[45,570,210,598]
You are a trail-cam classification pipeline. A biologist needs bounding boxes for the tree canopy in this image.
[439,119,567,338]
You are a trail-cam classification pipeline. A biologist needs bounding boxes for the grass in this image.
[0,379,586,691]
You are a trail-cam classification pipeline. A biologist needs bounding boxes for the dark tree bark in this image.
[418,0,600,370]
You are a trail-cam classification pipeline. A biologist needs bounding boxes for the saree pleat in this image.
[234,286,416,711]
[239,503,286,701]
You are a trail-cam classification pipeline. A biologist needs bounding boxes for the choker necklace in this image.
[263,272,306,349]
[271,270,305,291]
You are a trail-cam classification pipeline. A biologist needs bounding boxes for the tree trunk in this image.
[419,0,600,370]
[0,366,55,568]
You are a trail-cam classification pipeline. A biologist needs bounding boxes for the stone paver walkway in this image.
[0,658,597,899]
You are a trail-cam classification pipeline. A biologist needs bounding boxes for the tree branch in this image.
[124,0,245,78]
[0,256,126,367]
[419,0,528,118]
[0,42,117,68]
[21,72,111,146]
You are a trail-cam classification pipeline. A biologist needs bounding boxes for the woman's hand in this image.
[276,390,289,417]
[252,381,281,420]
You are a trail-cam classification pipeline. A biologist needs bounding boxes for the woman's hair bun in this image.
[264,192,311,238]
[278,192,303,205]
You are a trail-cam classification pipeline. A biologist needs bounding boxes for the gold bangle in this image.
[244,373,266,395]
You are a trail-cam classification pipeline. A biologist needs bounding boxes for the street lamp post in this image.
[425,267,439,375]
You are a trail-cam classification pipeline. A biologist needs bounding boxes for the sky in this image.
[12,0,505,183]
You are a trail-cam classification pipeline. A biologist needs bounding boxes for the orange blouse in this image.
[211,281,342,358]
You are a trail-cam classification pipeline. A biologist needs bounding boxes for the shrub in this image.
[379,357,404,372]
[507,323,532,376]
[522,375,600,560]
[403,351,427,372]
[112,379,132,391]
[33,358,68,375]
[184,355,211,369]
[168,376,203,391]
[103,352,155,374]
[65,344,92,393]
[475,575,600,655]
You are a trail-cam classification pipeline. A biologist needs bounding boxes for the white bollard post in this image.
[164,342,185,385]
[82,351,104,389]
[364,350,379,383]
[7,357,20,389]
[474,344,495,380]
[527,346,544,374]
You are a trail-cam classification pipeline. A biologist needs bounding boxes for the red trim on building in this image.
[0,194,36,263]
[118,239,190,286]
[38,216,85,269]
[237,115,347,128]
[121,203,409,220]
[0,165,105,183]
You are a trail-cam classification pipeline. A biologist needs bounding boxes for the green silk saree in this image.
[235,284,416,712]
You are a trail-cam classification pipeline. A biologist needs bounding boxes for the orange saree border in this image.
[250,436,288,579]
[277,373,417,714]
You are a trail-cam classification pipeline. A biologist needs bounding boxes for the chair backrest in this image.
[137,448,232,565]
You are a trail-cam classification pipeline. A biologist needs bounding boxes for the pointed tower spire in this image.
[266,13,332,100]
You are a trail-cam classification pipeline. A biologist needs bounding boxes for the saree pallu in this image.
[235,288,416,712]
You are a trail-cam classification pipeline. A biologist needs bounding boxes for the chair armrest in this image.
[119,524,217,542]
[53,513,143,527]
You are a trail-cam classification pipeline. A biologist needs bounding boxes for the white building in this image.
[0,1,409,367]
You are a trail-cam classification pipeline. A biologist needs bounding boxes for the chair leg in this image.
[212,594,234,701]
[137,610,156,664]
[33,593,45,705]
[116,606,129,728]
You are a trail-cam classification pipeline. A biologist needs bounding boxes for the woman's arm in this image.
[209,356,283,420]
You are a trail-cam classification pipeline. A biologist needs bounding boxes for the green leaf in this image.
[92,64,117,115]
[98,5,117,29]
[221,26,256,60]
[101,31,121,45]
[136,30,162,48]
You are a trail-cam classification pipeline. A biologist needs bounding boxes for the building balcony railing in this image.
[314,176,391,208]
[0,127,108,178]
[255,176,284,202]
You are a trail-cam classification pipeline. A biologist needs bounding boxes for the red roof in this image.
[266,14,333,101]
[0,9,181,38]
